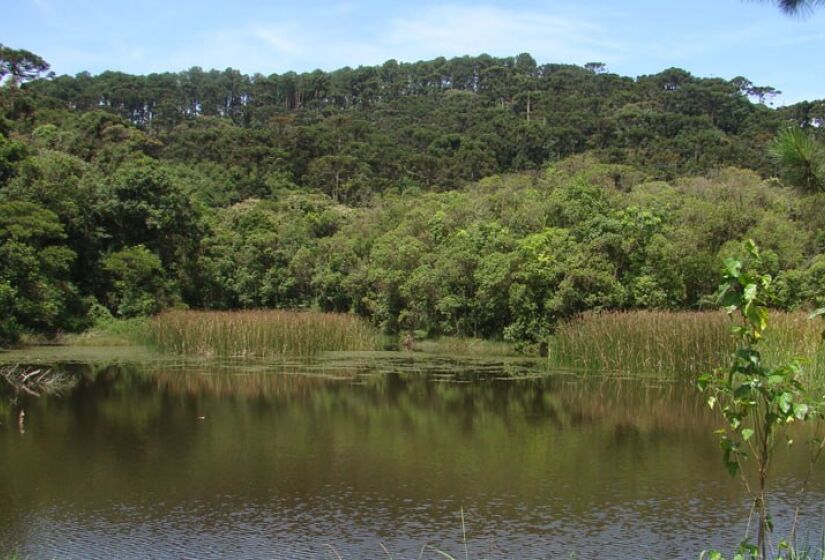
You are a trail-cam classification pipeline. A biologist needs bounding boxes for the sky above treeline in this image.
[6,0,825,105]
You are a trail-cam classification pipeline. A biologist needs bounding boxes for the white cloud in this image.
[380,4,627,64]
[140,3,628,75]
[250,25,303,57]
[151,24,308,73]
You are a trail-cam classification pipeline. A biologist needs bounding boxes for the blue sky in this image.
[5,0,825,104]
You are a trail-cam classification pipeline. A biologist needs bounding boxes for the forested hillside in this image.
[1,46,824,346]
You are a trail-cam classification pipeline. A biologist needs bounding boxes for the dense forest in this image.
[1,45,824,347]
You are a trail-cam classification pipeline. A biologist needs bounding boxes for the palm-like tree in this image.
[771,0,825,14]
[769,127,825,192]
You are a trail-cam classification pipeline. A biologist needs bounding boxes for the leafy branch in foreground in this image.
[698,241,825,559]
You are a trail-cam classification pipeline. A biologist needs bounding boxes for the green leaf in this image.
[744,239,760,260]
[734,383,753,398]
[778,392,793,414]
[743,283,757,303]
[707,395,717,409]
[723,257,742,279]
[719,289,740,309]
[741,428,754,441]
[743,304,768,333]
[793,403,809,420]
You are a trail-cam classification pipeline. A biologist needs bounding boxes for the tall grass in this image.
[411,336,518,357]
[65,315,151,346]
[146,309,379,358]
[548,310,825,383]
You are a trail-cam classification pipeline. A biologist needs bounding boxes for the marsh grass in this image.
[146,309,379,358]
[412,337,518,357]
[549,311,825,383]
[65,316,151,346]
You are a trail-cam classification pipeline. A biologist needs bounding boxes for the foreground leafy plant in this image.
[698,241,825,559]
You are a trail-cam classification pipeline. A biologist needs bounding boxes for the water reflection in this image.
[0,353,823,559]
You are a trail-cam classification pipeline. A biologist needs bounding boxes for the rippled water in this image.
[1,349,823,559]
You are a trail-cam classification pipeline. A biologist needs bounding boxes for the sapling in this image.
[698,241,825,559]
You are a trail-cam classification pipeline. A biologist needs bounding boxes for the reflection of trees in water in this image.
[0,358,751,441]
[4,358,823,549]
[2,357,823,560]
[138,362,719,440]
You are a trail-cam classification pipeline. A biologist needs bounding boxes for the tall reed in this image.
[412,336,517,357]
[548,310,825,383]
[146,310,379,358]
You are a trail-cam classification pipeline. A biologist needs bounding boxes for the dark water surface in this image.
[1,349,824,560]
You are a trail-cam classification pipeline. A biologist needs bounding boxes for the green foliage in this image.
[698,241,825,558]
[770,127,825,193]
[0,281,21,346]
[0,134,27,185]
[0,200,79,344]
[701,538,825,560]
[102,245,176,317]
[0,44,49,85]
[1,48,824,345]
[19,52,814,185]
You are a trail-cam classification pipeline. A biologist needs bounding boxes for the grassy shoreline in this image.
[7,310,822,382]
[548,310,825,384]
[145,309,379,357]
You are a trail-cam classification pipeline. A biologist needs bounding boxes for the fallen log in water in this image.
[1,365,76,397]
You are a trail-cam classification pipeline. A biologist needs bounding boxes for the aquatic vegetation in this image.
[146,309,379,357]
[409,336,518,357]
[548,310,825,383]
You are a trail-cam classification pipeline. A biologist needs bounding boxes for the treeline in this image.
[8,50,825,198]
[0,47,824,346]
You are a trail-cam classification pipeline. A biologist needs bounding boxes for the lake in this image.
[1,348,824,559]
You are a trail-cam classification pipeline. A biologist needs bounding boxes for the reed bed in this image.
[412,336,518,357]
[146,310,379,358]
[549,310,825,383]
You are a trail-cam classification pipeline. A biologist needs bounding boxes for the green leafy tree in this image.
[0,133,26,185]
[0,44,50,85]
[102,245,175,317]
[0,200,78,343]
[96,160,203,305]
[698,241,825,559]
